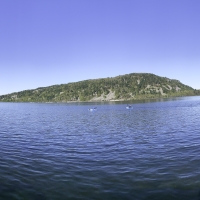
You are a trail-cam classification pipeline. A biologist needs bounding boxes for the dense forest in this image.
[0,73,199,102]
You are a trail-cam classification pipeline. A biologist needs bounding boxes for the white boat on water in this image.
[126,105,133,109]
[88,107,97,111]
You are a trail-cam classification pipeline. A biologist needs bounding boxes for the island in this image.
[0,73,200,102]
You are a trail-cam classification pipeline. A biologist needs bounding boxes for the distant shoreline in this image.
[1,94,199,104]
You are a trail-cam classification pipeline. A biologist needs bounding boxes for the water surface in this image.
[0,96,200,199]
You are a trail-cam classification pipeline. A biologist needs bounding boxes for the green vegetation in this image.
[0,73,197,102]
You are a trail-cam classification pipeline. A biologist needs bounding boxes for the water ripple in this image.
[1,97,200,199]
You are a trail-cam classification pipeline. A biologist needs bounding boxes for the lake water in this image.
[0,96,200,200]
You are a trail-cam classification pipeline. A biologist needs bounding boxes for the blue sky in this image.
[1,0,200,95]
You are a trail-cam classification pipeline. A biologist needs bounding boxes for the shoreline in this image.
[0,94,199,104]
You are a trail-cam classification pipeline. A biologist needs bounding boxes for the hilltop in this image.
[0,73,199,102]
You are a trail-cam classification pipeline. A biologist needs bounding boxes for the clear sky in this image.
[1,0,200,95]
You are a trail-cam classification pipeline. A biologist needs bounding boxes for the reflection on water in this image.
[0,96,200,199]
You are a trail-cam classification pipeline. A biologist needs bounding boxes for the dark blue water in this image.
[1,96,200,200]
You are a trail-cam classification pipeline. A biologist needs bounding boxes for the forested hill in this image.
[0,73,199,102]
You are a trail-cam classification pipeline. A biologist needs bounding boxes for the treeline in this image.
[0,73,197,102]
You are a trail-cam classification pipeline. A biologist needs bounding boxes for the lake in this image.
[0,96,200,200]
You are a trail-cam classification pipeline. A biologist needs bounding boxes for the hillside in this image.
[0,73,197,102]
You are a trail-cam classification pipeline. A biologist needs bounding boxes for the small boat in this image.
[126,105,133,109]
[88,107,97,111]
